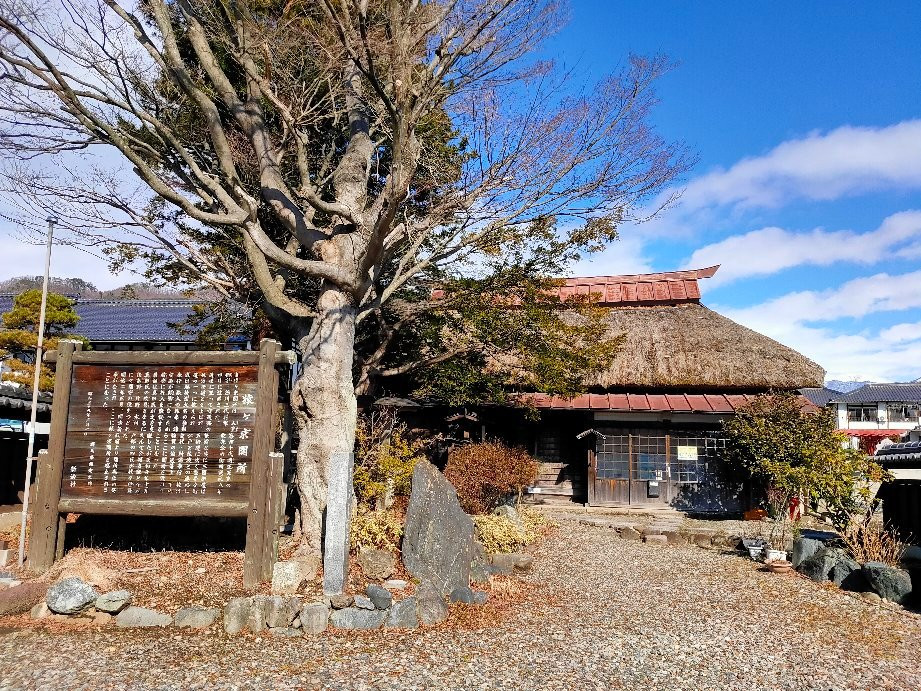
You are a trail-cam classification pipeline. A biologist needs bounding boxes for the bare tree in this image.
[0,0,689,557]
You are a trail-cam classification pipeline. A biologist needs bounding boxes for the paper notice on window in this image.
[677,445,698,461]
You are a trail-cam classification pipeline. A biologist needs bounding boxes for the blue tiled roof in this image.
[833,383,921,404]
[0,294,208,343]
[799,387,842,407]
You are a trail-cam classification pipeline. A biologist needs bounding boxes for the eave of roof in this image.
[517,391,819,414]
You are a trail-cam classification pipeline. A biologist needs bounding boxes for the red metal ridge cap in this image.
[561,265,720,286]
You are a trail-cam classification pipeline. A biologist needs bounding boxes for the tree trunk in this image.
[291,287,358,556]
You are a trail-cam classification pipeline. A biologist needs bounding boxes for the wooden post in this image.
[28,340,79,573]
[243,339,279,589]
[261,451,285,581]
[627,433,633,506]
[586,448,596,507]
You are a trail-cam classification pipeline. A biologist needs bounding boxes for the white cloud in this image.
[716,270,921,381]
[682,210,921,287]
[0,230,140,290]
[571,232,654,277]
[679,120,921,211]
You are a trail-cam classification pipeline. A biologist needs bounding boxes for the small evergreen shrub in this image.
[444,442,539,515]
[348,506,403,552]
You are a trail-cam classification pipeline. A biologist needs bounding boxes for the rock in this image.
[829,557,867,591]
[357,547,396,581]
[95,590,132,614]
[470,542,493,584]
[901,544,921,566]
[115,606,172,628]
[384,579,409,591]
[792,536,825,569]
[366,584,392,610]
[246,598,267,632]
[663,531,687,546]
[0,581,48,616]
[861,591,882,604]
[449,586,475,604]
[386,596,419,629]
[353,594,376,610]
[329,607,386,630]
[261,596,302,628]
[223,597,252,635]
[643,534,667,545]
[402,460,475,596]
[415,580,449,626]
[863,562,913,605]
[271,557,318,596]
[30,602,50,619]
[328,593,353,609]
[492,504,525,531]
[299,602,330,635]
[619,527,642,541]
[174,606,220,629]
[798,547,843,582]
[92,611,113,626]
[472,590,489,605]
[46,577,99,614]
[693,534,713,549]
[269,627,302,637]
[490,552,533,575]
[56,561,118,592]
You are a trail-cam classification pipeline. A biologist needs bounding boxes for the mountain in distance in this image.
[825,380,876,393]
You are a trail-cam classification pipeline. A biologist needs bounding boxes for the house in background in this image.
[831,383,921,453]
[418,266,825,512]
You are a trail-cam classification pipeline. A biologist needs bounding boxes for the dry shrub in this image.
[348,505,403,552]
[842,520,906,566]
[444,442,539,514]
[472,506,551,553]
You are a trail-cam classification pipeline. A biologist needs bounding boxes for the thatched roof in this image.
[577,302,824,390]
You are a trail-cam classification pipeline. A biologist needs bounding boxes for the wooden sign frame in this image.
[29,339,291,588]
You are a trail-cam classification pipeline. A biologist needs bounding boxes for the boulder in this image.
[328,593,353,610]
[472,590,489,606]
[0,581,48,616]
[357,547,396,581]
[223,597,252,635]
[643,534,668,545]
[329,607,386,630]
[92,611,113,626]
[269,627,302,637]
[863,562,913,605]
[115,606,172,628]
[386,596,419,629]
[353,595,376,610]
[449,586,475,604]
[902,544,921,567]
[619,527,642,541]
[299,602,330,635]
[492,504,525,532]
[402,460,475,596]
[261,596,302,629]
[366,584,392,610]
[174,606,220,629]
[95,590,133,614]
[271,557,318,596]
[662,531,687,546]
[693,534,713,549]
[55,561,118,592]
[469,542,493,584]
[490,553,533,575]
[797,547,844,582]
[30,602,50,619]
[792,536,825,569]
[415,580,448,626]
[383,579,409,591]
[829,557,867,591]
[46,577,99,614]
[861,591,882,604]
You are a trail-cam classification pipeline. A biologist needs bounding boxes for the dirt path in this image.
[1,516,919,690]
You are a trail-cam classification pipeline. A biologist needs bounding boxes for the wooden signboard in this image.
[29,339,290,587]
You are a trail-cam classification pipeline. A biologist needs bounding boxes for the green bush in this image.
[444,442,539,515]
[353,410,424,509]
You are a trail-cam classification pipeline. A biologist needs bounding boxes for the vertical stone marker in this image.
[322,451,353,595]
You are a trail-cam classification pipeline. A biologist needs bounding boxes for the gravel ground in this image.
[1,515,920,690]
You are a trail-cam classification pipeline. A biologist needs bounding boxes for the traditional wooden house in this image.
[421,266,825,512]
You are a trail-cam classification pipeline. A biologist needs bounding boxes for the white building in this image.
[830,383,921,452]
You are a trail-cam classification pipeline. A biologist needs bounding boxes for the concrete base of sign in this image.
[322,451,353,596]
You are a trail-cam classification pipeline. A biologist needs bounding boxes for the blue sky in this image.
[1,2,919,383]
[553,1,921,383]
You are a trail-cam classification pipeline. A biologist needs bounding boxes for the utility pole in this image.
[18,215,56,568]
